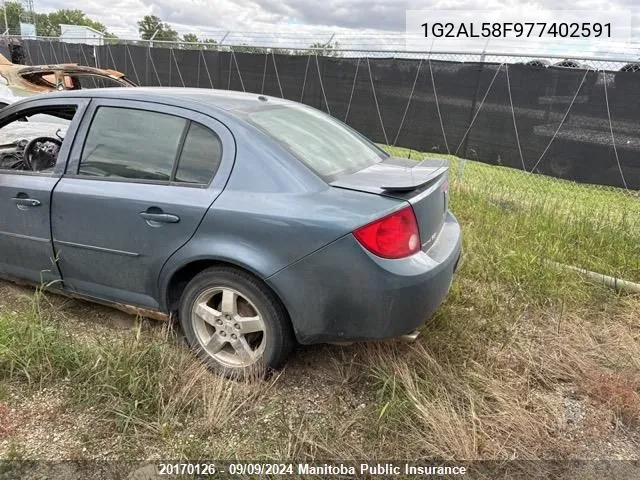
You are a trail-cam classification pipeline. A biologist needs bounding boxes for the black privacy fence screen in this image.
[17,39,640,191]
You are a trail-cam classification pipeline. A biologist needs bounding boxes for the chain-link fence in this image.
[3,35,639,281]
[10,37,638,185]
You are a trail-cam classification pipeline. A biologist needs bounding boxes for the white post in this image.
[3,0,9,36]
[149,28,160,48]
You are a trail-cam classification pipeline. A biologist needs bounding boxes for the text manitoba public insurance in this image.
[298,463,467,476]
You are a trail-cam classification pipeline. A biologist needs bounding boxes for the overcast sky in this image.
[35,0,639,56]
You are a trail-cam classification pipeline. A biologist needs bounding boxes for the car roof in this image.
[33,87,296,117]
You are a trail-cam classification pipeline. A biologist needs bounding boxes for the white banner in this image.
[406,10,632,51]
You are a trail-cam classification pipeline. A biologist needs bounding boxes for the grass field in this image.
[0,153,639,478]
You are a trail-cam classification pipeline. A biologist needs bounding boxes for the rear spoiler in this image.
[331,157,449,194]
[381,161,448,192]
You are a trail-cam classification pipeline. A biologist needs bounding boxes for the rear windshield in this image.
[247,105,387,180]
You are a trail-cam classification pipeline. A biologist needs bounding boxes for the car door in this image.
[0,98,88,285]
[51,99,235,309]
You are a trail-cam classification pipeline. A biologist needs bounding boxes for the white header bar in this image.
[406,10,632,50]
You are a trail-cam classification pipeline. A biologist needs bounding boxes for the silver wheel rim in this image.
[191,286,267,368]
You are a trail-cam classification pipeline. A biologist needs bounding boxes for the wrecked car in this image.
[0,88,461,377]
[0,54,135,107]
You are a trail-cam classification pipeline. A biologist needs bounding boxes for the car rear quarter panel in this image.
[267,212,462,344]
[157,125,404,311]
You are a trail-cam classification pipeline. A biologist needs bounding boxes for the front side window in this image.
[247,105,387,180]
[0,105,76,173]
[79,107,185,181]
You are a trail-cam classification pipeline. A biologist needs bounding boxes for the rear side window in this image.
[247,105,387,180]
[79,107,185,181]
[175,122,222,184]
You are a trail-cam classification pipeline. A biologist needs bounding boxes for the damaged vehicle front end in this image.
[0,54,135,108]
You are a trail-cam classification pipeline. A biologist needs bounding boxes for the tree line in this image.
[0,2,112,37]
[0,3,340,56]
[136,15,340,55]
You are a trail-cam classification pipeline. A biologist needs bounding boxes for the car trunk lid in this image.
[331,156,449,252]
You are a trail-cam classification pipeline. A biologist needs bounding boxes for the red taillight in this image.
[353,206,421,259]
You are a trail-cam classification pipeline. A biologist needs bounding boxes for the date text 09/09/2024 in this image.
[157,462,468,476]
[421,22,611,38]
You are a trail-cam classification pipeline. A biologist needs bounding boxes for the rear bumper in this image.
[267,211,462,344]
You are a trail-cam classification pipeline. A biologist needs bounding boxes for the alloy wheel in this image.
[191,286,267,368]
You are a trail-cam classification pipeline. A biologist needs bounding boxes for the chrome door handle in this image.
[139,212,180,223]
[12,197,41,207]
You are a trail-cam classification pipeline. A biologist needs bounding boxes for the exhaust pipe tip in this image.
[327,330,422,347]
[398,330,420,342]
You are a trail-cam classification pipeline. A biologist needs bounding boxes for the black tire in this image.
[178,266,295,378]
[524,59,549,68]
